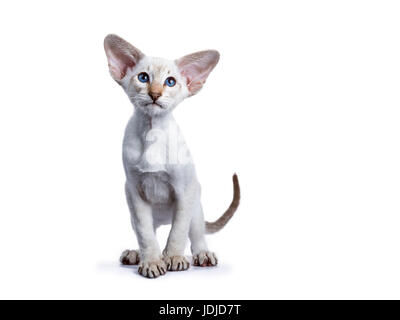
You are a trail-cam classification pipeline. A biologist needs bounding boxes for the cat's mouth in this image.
[146,102,164,109]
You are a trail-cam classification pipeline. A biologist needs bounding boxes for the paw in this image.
[120,249,140,265]
[138,260,167,278]
[163,255,190,271]
[192,251,218,267]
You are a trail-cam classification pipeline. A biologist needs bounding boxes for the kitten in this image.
[104,34,240,278]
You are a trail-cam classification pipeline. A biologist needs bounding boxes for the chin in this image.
[137,104,168,117]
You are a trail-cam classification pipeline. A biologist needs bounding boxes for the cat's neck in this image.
[133,107,175,132]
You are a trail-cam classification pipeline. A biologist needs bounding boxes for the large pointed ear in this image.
[104,34,144,82]
[176,50,220,96]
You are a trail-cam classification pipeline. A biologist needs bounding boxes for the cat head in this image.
[104,34,220,117]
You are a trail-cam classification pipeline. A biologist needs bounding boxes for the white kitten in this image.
[104,34,240,278]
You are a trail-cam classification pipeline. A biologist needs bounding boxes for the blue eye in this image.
[138,72,149,83]
[165,77,176,87]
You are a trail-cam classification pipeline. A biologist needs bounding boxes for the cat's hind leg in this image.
[189,205,218,267]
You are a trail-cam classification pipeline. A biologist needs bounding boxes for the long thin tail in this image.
[205,174,240,234]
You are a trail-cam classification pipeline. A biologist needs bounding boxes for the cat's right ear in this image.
[104,34,144,82]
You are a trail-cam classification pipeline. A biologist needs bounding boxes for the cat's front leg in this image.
[162,182,199,271]
[126,184,166,278]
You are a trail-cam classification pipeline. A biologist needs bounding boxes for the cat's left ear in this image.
[104,34,144,82]
[176,50,220,96]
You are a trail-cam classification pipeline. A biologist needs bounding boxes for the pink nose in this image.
[149,91,161,102]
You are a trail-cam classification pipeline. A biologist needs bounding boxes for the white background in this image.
[0,0,399,299]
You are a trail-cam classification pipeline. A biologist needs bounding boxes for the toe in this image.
[207,252,218,266]
[193,251,218,267]
[165,256,190,271]
[120,249,139,265]
[138,260,166,278]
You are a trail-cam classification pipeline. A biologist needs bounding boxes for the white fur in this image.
[104,35,220,278]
